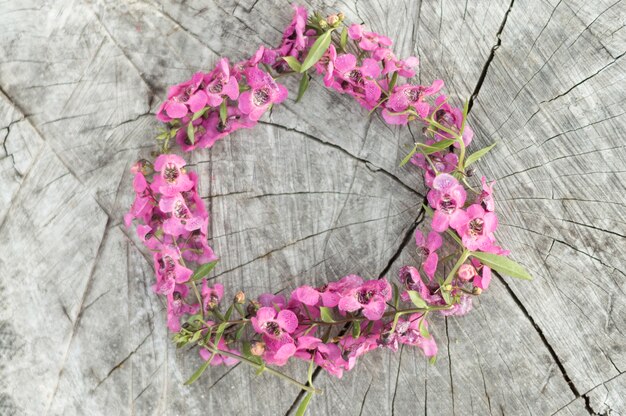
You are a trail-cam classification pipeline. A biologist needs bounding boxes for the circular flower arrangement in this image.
[125,5,533,413]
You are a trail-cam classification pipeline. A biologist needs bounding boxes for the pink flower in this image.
[398,266,439,304]
[338,279,391,320]
[201,280,224,311]
[153,248,193,295]
[238,67,288,120]
[348,24,392,51]
[385,80,444,118]
[159,193,204,236]
[339,323,380,370]
[432,95,474,147]
[332,53,382,108]
[200,107,256,148]
[471,258,492,290]
[440,294,473,316]
[477,176,496,212]
[291,285,321,306]
[258,293,287,309]
[166,285,198,332]
[156,72,207,122]
[427,173,467,232]
[415,230,442,279]
[151,154,193,196]
[457,263,476,281]
[411,148,458,187]
[318,274,363,308]
[203,58,239,106]
[314,44,338,87]
[385,314,437,357]
[251,307,299,340]
[451,204,498,251]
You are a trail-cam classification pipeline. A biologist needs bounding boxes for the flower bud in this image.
[234,291,246,304]
[465,167,475,177]
[250,341,265,356]
[247,300,260,316]
[457,264,476,281]
[472,287,483,295]
[327,14,339,26]
[443,284,453,292]
[319,19,328,29]
[337,12,345,21]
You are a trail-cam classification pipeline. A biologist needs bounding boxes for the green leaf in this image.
[191,260,219,281]
[296,74,310,103]
[429,355,437,365]
[300,29,333,73]
[417,138,456,154]
[192,107,209,121]
[407,290,427,309]
[296,392,314,416]
[392,282,400,309]
[234,324,245,341]
[340,26,348,50]
[187,121,195,145]
[184,360,211,385]
[352,322,361,338]
[440,288,452,305]
[319,306,336,323]
[282,56,302,72]
[219,100,228,125]
[418,319,430,339]
[399,144,418,167]
[224,304,234,321]
[190,330,202,343]
[465,142,497,167]
[388,71,399,91]
[470,251,533,280]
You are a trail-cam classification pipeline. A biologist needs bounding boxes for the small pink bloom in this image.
[314,44,338,87]
[398,266,438,304]
[318,274,363,308]
[471,258,492,290]
[451,204,498,252]
[386,314,437,357]
[156,72,207,122]
[238,67,288,121]
[477,176,496,212]
[411,148,458,187]
[427,173,467,232]
[386,80,444,117]
[348,24,392,51]
[203,58,240,106]
[201,280,224,311]
[291,285,321,306]
[166,285,198,332]
[432,95,474,147]
[457,264,476,281]
[332,53,382,108]
[153,248,193,295]
[338,279,391,320]
[151,154,194,196]
[415,230,442,279]
[251,307,299,339]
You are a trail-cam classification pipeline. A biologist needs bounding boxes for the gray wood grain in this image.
[0,0,624,415]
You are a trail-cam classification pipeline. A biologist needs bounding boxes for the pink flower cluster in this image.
[125,4,530,390]
[196,274,437,377]
[125,155,217,332]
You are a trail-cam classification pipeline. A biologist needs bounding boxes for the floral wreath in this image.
[125,5,532,413]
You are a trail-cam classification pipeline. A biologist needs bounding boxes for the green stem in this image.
[444,249,470,286]
[205,344,322,394]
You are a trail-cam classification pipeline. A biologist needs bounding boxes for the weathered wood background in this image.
[0,0,624,414]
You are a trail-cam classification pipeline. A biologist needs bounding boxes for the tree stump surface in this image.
[0,0,624,415]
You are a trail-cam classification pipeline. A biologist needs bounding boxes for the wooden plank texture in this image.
[0,0,624,415]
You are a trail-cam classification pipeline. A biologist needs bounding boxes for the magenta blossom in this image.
[415,230,442,279]
[458,263,476,281]
[201,280,224,311]
[251,307,299,340]
[204,58,239,106]
[238,67,288,120]
[398,266,439,304]
[433,95,474,147]
[411,148,459,187]
[477,176,496,212]
[151,154,194,196]
[318,274,363,308]
[382,80,444,124]
[153,248,193,295]
[314,44,338,87]
[166,285,198,332]
[471,258,492,289]
[159,193,204,236]
[157,72,207,122]
[451,204,498,251]
[427,173,467,232]
[332,53,382,108]
[383,314,437,357]
[338,279,391,320]
[348,24,392,51]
